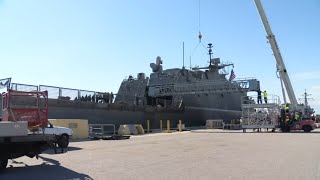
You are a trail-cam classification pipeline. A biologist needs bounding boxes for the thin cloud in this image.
[291,72,320,81]
[308,85,320,114]
[311,85,320,92]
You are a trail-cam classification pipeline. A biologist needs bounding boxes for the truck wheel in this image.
[58,135,69,148]
[303,126,312,133]
[0,159,8,170]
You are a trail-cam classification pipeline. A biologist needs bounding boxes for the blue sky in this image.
[0,0,319,113]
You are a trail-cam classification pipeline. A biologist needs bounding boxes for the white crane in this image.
[253,0,298,106]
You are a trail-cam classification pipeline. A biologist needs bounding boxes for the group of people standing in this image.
[257,89,268,104]
[74,92,114,104]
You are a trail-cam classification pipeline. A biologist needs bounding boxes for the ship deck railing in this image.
[148,78,260,97]
[241,94,281,106]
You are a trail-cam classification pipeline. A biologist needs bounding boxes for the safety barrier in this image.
[60,88,78,101]
[146,120,151,133]
[118,124,138,135]
[241,95,280,131]
[10,82,114,103]
[89,124,116,138]
[178,120,183,132]
[157,119,184,133]
[206,119,224,129]
[242,94,281,105]
[167,120,171,133]
[89,124,131,140]
[39,85,60,99]
[117,124,145,135]
[135,124,145,134]
[11,83,38,91]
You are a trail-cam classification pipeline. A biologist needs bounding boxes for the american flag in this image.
[229,69,236,81]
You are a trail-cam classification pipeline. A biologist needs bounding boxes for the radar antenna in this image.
[208,43,213,66]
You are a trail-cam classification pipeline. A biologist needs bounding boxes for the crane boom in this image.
[254,0,298,105]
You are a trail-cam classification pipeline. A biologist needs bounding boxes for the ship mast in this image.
[299,89,313,107]
[182,42,185,69]
[208,43,213,66]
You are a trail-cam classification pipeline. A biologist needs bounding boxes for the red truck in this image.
[279,109,315,132]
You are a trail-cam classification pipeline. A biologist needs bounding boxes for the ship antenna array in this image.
[298,89,313,106]
[182,42,185,68]
[208,43,213,66]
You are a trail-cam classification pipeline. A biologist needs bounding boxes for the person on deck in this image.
[263,90,268,103]
[257,89,262,104]
[285,103,289,113]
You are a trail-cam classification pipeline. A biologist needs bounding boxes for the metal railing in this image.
[9,82,115,103]
[60,87,78,101]
[11,83,38,91]
[148,78,259,97]
[89,124,116,138]
[39,85,60,99]
[241,94,281,129]
[79,90,96,102]
[241,94,281,105]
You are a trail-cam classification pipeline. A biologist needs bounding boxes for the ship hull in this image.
[0,90,243,131]
[46,103,241,130]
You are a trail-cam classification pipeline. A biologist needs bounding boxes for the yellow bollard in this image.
[147,120,150,133]
[167,120,170,133]
[160,120,162,132]
[179,120,182,132]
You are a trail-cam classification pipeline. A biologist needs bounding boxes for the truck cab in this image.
[288,119,315,132]
[280,109,315,132]
[42,122,73,148]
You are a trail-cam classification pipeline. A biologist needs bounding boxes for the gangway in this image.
[241,94,281,132]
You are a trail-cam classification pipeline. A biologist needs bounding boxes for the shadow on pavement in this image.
[0,155,93,180]
[191,130,320,134]
[70,138,91,142]
[44,146,83,155]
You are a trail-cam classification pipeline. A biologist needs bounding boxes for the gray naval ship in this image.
[114,43,260,128]
[1,43,260,129]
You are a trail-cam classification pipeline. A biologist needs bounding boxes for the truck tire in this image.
[303,126,312,133]
[58,134,69,148]
[0,159,8,170]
